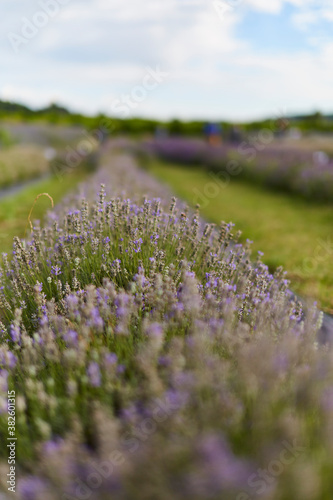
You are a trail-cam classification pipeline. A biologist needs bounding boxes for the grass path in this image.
[146,160,333,313]
[0,171,88,255]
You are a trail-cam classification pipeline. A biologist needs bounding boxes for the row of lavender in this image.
[0,148,332,499]
[144,137,333,201]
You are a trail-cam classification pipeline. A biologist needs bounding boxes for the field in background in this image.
[275,134,333,154]
[146,158,333,313]
[0,145,49,189]
[1,121,86,148]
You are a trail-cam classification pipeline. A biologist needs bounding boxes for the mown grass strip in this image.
[0,171,88,254]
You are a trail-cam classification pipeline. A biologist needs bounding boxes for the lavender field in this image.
[0,144,332,499]
[2,0,333,497]
[144,137,333,202]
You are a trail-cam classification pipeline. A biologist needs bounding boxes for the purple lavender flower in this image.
[133,237,143,253]
[63,330,78,348]
[66,294,79,308]
[191,434,252,493]
[51,265,62,276]
[158,356,170,367]
[105,353,118,365]
[0,351,17,369]
[145,323,163,338]
[18,477,48,500]
[43,438,64,455]
[10,324,20,343]
[0,369,8,394]
[87,362,101,387]
[88,307,104,331]
[39,315,48,327]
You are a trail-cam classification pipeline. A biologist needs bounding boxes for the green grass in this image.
[0,171,89,255]
[146,160,333,313]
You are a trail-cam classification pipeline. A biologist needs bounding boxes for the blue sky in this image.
[0,0,332,121]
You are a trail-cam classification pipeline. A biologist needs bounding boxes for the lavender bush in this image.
[144,137,333,201]
[0,151,332,500]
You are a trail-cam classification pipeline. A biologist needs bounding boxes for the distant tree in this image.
[168,119,183,135]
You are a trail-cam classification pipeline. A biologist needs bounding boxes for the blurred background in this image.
[1,0,333,311]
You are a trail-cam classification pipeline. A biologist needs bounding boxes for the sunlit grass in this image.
[0,171,89,254]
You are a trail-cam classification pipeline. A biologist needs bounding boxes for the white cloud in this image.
[244,0,320,13]
[243,0,285,14]
[0,85,62,109]
[323,8,333,21]
[292,6,333,30]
